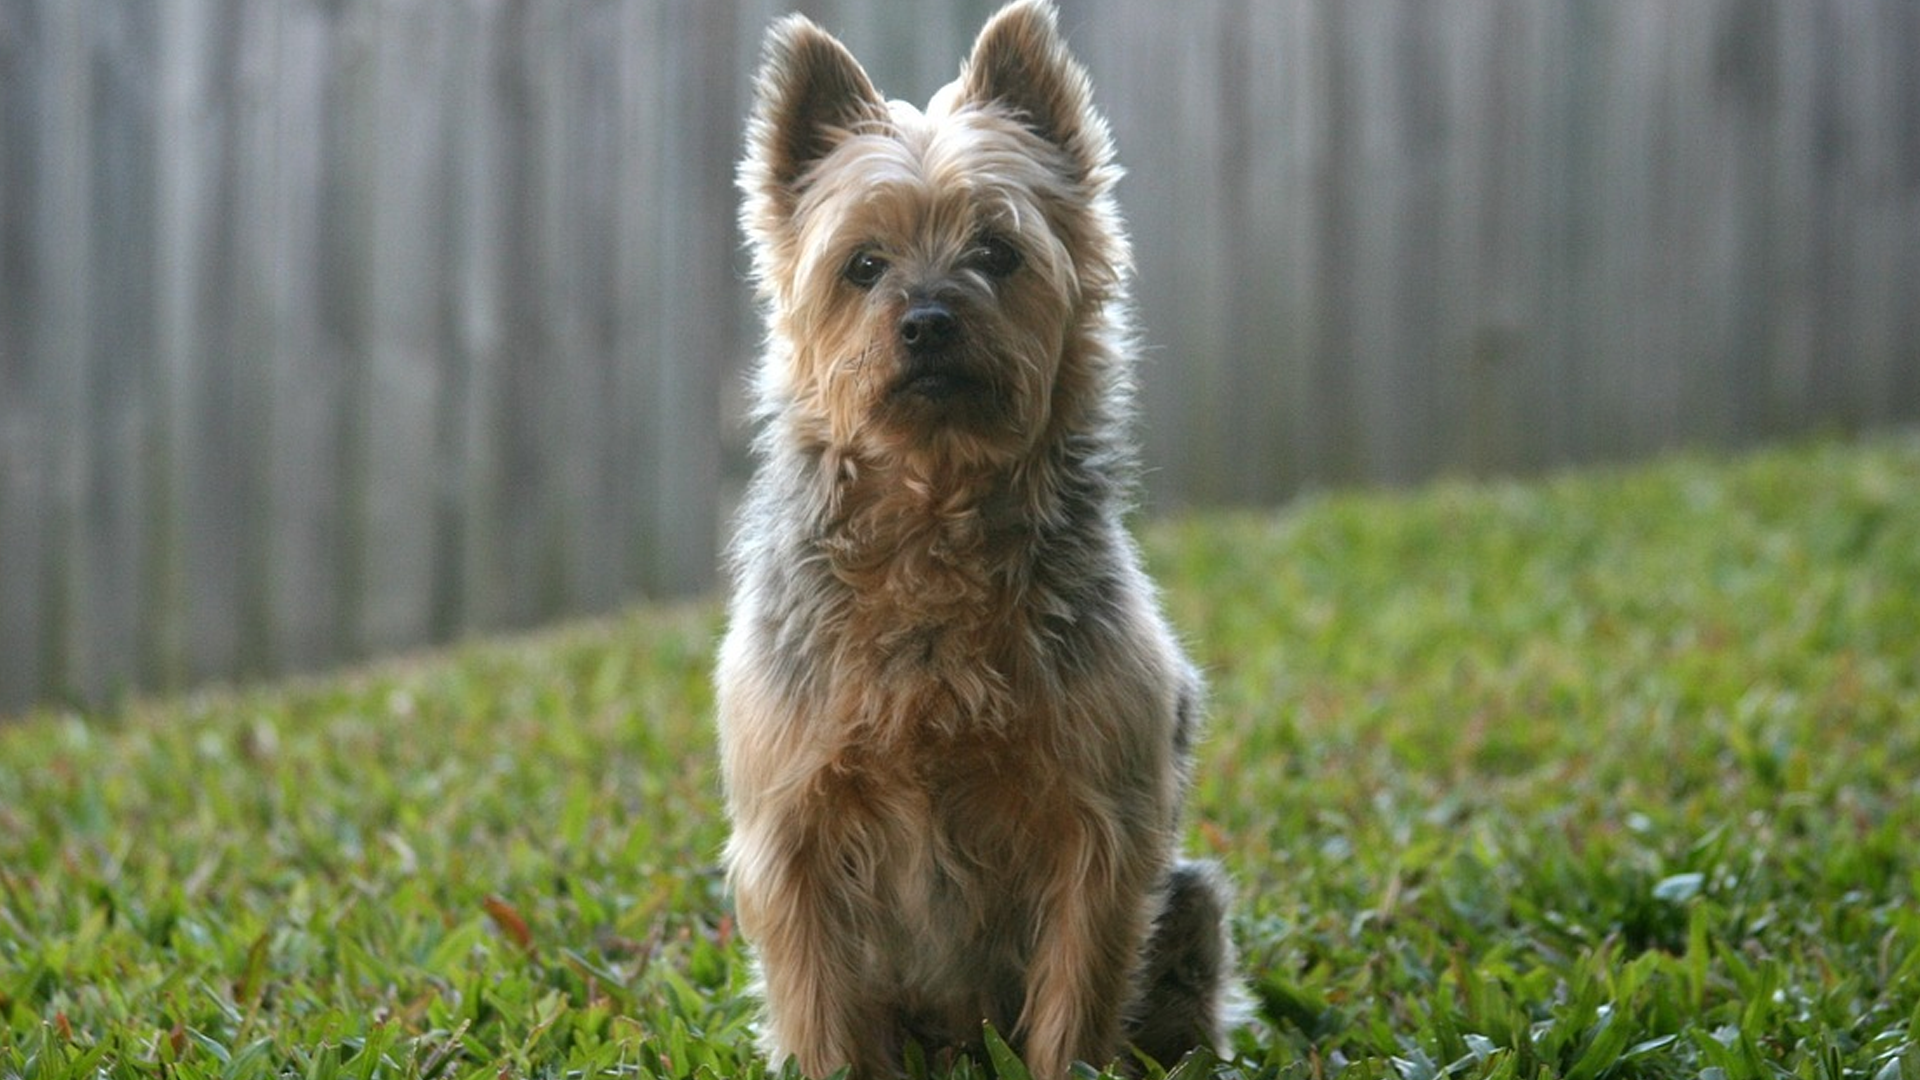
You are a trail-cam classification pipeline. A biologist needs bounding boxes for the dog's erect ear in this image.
[959,0,1114,181]
[744,15,887,202]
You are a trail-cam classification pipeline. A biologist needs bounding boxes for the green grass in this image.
[4,432,1919,1080]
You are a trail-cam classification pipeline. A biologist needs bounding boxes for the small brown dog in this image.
[717,2,1242,1075]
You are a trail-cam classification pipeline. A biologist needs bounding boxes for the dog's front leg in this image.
[1017,820,1153,1079]
[733,830,892,1079]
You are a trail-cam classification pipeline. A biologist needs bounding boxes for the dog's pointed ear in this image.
[743,15,887,209]
[959,0,1114,181]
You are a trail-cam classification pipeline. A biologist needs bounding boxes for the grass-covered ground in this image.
[3,432,1918,1080]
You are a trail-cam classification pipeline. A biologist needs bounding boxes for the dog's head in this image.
[740,0,1130,470]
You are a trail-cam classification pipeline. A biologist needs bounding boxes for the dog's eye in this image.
[843,250,888,289]
[973,236,1022,279]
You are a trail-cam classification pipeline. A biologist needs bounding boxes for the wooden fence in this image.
[2,0,1916,712]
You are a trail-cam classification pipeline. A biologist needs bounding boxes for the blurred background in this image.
[2,0,1916,714]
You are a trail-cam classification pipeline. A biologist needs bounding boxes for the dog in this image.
[716,2,1243,1075]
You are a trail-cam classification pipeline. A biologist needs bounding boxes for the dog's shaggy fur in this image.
[716,3,1242,1075]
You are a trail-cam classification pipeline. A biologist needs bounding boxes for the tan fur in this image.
[718,3,1244,1076]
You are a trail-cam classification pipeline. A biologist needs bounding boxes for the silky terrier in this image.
[717,3,1243,1075]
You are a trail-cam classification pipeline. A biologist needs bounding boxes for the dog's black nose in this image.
[899,302,959,354]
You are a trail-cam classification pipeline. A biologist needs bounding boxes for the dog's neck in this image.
[796,444,1051,741]
[815,444,1039,580]
[751,410,1130,742]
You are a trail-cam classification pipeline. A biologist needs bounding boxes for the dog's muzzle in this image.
[894,301,980,401]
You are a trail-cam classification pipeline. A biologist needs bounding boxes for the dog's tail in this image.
[1125,859,1254,1068]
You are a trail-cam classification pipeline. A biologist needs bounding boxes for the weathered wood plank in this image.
[1,3,51,711]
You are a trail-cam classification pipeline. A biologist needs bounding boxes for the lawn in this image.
[3,432,1918,1080]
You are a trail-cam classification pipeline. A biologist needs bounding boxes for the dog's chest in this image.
[822,504,1054,736]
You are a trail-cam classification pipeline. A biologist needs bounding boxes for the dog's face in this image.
[741,0,1129,469]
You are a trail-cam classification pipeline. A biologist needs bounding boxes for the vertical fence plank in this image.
[0,3,49,711]
[1215,0,1299,500]
[613,0,671,603]
[38,0,95,702]
[178,0,250,686]
[562,0,615,612]
[518,0,574,620]
[440,0,506,634]
[359,0,449,654]
[1856,0,1920,425]
[77,0,157,704]
[1458,0,1532,475]
[642,0,735,599]
[1158,3,1234,503]
[147,0,207,695]
[1309,0,1368,487]
[260,0,338,671]
[226,0,284,678]
[490,0,552,626]
[1888,0,1920,418]
[1077,1,1179,505]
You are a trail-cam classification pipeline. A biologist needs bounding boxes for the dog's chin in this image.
[872,362,1024,455]
[884,352,994,410]
[892,366,984,404]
